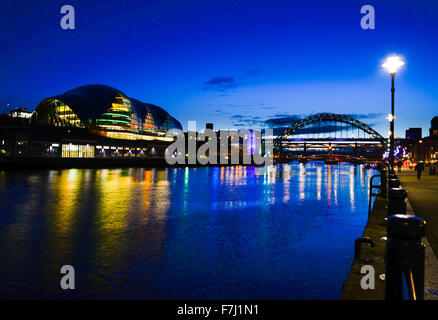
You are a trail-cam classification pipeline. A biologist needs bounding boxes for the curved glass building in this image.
[0,84,184,162]
[34,84,182,141]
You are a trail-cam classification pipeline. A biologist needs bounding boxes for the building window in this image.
[62,144,95,158]
[143,112,157,130]
[35,99,84,128]
[96,96,138,132]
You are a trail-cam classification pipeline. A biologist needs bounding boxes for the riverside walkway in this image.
[398,169,438,257]
[341,168,438,300]
[340,196,387,299]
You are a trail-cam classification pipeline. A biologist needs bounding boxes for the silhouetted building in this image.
[430,116,438,137]
[405,127,422,140]
[408,116,438,163]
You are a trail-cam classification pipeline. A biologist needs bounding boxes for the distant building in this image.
[405,127,422,140]
[10,108,33,119]
[430,116,438,137]
[407,116,438,163]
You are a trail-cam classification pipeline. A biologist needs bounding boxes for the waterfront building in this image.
[430,117,438,137]
[10,108,33,119]
[405,127,422,140]
[402,116,438,164]
[0,85,182,165]
[422,117,438,163]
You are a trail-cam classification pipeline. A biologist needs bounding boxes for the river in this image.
[0,162,377,299]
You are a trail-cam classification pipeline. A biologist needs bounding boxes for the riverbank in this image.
[340,196,387,300]
[341,171,438,300]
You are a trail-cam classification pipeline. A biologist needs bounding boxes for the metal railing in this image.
[385,214,426,300]
[368,174,381,215]
[354,237,375,262]
[366,169,426,300]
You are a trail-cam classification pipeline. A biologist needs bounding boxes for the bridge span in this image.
[273,113,387,161]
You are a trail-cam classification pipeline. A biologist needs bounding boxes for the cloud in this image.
[345,113,383,120]
[264,115,302,127]
[202,69,262,92]
[209,109,232,118]
[230,114,265,127]
[260,105,276,110]
[214,109,231,115]
[202,76,238,91]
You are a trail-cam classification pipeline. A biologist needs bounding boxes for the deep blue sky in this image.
[1,0,438,137]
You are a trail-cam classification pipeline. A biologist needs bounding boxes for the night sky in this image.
[1,0,438,137]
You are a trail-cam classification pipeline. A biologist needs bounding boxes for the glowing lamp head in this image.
[382,56,405,75]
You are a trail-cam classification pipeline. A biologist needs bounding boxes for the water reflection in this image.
[349,165,355,210]
[299,163,305,200]
[0,163,377,299]
[317,166,322,200]
[327,166,332,205]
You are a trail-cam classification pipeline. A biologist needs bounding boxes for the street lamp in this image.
[382,56,405,169]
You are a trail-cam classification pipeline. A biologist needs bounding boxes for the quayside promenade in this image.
[399,170,438,258]
[341,168,438,300]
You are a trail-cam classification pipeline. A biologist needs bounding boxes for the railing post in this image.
[369,174,382,215]
[379,168,387,198]
[385,214,426,300]
[388,187,407,216]
[388,178,400,189]
[354,237,375,262]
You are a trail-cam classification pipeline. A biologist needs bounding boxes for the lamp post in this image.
[382,56,405,170]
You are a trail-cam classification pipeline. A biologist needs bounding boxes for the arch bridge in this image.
[273,113,387,160]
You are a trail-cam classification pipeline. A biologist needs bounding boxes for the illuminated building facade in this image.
[400,116,438,164]
[0,85,183,165]
[10,108,34,119]
[34,85,182,139]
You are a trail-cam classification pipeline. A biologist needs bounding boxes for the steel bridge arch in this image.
[274,113,386,146]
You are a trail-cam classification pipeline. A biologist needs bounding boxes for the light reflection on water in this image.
[0,163,377,299]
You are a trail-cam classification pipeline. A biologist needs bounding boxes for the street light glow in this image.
[386,114,394,122]
[382,56,405,75]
